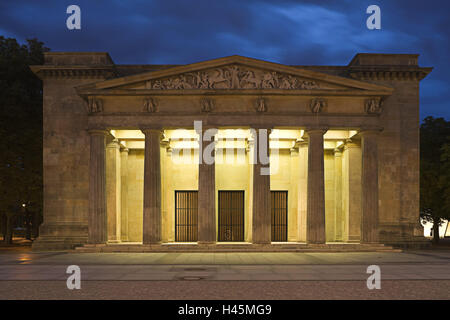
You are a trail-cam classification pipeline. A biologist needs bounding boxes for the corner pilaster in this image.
[88,129,109,244]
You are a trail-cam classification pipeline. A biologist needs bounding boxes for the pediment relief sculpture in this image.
[144,64,322,90]
[87,97,103,113]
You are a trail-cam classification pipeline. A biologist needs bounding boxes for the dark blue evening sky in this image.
[1,0,448,120]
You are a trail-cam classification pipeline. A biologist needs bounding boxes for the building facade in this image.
[31,52,431,251]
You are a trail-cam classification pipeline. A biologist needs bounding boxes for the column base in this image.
[32,236,88,251]
[107,240,122,244]
[32,222,88,251]
[360,241,380,245]
[344,239,360,243]
[198,241,216,245]
[143,241,162,245]
[306,241,326,245]
[252,241,271,245]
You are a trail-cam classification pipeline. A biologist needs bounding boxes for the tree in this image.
[0,36,48,244]
[441,143,450,219]
[420,116,450,243]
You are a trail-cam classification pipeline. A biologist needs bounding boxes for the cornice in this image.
[349,66,432,81]
[30,65,117,80]
[81,55,394,93]
[76,88,393,97]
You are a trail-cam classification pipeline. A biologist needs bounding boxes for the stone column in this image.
[297,140,308,242]
[288,146,299,242]
[142,128,162,244]
[252,128,271,244]
[334,148,343,241]
[88,130,109,244]
[306,129,327,244]
[342,141,362,242]
[106,139,121,243]
[360,130,380,243]
[198,127,217,244]
[120,147,129,242]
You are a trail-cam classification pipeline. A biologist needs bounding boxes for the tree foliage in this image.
[420,116,450,242]
[0,36,48,242]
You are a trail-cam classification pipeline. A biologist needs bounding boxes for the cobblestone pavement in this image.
[0,280,449,300]
[0,250,448,299]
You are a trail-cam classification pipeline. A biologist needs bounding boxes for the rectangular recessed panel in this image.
[175,191,198,242]
[271,191,288,242]
[218,191,244,242]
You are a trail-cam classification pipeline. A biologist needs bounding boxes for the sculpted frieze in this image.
[310,98,327,113]
[255,97,267,112]
[87,97,103,113]
[365,98,383,114]
[200,98,215,113]
[145,64,321,90]
[143,97,158,113]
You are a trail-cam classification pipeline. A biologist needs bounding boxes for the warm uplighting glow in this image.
[106,129,358,151]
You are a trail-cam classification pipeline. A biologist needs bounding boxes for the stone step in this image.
[74,243,400,253]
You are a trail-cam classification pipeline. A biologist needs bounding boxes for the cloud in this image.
[0,0,448,119]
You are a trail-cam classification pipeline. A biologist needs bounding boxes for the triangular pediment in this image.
[78,55,393,93]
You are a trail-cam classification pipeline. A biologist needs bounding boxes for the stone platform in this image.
[73,242,401,253]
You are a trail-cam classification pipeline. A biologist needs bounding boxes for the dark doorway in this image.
[175,191,198,242]
[271,191,288,242]
[218,191,244,242]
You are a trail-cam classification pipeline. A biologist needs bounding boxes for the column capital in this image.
[88,129,109,136]
[198,124,219,131]
[251,125,273,130]
[293,138,308,150]
[359,127,383,136]
[120,147,129,153]
[141,128,165,144]
[249,127,272,140]
[304,127,328,136]
[198,126,218,138]
[343,139,360,150]
[106,138,121,149]
[141,127,163,135]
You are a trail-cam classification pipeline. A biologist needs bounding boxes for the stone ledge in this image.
[71,243,401,253]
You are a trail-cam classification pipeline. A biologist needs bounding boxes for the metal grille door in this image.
[218,191,244,242]
[175,191,198,242]
[271,191,288,242]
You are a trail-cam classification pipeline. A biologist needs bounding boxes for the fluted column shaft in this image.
[306,129,327,244]
[334,149,343,241]
[198,127,217,243]
[88,130,109,244]
[106,139,121,243]
[252,128,271,244]
[297,141,308,242]
[361,130,380,243]
[142,129,162,244]
[120,147,129,241]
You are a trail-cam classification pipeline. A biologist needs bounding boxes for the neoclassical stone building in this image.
[31,52,431,251]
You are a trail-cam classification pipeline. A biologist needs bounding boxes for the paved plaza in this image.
[0,250,449,299]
